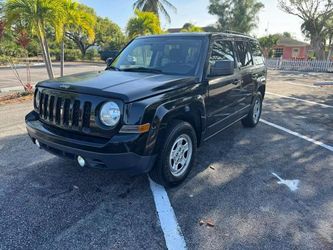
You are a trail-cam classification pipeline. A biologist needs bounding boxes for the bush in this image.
[65,49,82,61]
[85,48,99,61]
[52,49,82,61]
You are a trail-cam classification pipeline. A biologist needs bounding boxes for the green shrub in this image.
[65,49,82,61]
[85,48,99,61]
[52,49,82,61]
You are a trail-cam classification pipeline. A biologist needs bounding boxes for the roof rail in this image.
[224,30,244,35]
[224,30,252,37]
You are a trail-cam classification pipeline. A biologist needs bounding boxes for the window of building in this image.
[274,48,284,58]
[292,48,300,58]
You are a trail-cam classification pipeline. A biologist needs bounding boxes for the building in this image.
[273,37,311,60]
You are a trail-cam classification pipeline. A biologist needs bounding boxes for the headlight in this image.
[35,90,40,109]
[99,101,121,127]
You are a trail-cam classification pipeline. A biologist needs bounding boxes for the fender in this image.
[144,94,207,155]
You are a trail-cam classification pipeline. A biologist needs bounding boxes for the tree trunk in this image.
[311,35,325,60]
[78,42,87,59]
[38,35,52,79]
[60,40,65,77]
[37,24,54,79]
[43,35,54,79]
[328,35,332,61]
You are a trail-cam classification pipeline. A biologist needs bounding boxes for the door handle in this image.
[233,79,241,85]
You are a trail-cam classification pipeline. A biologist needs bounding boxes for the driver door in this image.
[205,39,243,139]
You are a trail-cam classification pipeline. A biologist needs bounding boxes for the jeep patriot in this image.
[26,32,266,186]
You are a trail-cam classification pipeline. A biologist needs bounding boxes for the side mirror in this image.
[210,60,235,77]
[106,57,114,67]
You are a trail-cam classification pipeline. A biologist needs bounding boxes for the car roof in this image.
[136,32,257,41]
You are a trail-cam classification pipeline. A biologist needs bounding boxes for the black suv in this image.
[26,33,266,186]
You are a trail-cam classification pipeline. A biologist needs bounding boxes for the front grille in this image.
[38,90,92,130]
[35,87,122,139]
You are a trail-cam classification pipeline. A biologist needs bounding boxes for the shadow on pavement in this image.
[0,134,165,250]
[169,122,333,249]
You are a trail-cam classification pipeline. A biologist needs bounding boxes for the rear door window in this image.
[235,41,253,67]
[250,42,265,65]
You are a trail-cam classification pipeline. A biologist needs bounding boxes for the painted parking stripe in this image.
[266,92,333,108]
[149,178,187,250]
[261,119,333,152]
[283,81,320,88]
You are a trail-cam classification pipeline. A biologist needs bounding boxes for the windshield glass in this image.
[111,37,205,76]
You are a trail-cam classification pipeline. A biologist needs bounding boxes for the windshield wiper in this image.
[121,67,162,74]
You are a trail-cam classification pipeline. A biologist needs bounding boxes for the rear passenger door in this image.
[205,39,243,138]
[249,41,266,90]
[234,40,256,110]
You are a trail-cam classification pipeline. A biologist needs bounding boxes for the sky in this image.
[80,0,305,41]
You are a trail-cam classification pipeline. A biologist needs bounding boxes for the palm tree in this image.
[4,0,64,79]
[59,0,96,76]
[126,9,162,39]
[133,0,176,23]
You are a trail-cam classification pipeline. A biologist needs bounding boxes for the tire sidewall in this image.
[160,122,197,186]
[251,92,263,125]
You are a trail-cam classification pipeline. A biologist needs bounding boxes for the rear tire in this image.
[242,91,263,128]
[149,120,197,187]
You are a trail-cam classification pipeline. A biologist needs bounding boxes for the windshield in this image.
[110,37,205,76]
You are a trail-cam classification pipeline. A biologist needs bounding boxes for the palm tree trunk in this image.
[43,35,54,79]
[60,40,65,77]
[37,24,54,79]
[38,35,52,79]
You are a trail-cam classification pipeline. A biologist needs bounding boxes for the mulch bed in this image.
[0,92,33,105]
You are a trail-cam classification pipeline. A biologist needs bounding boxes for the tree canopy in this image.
[126,10,162,39]
[180,23,203,32]
[208,0,264,34]
[133,0,176,23]
[278,0,333,60]
[3,0,66,78]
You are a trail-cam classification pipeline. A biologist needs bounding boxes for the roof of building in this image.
[276,37,310,47]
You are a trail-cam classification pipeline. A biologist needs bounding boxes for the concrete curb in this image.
[0,86,26,93]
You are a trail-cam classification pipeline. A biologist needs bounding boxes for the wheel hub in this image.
[169,134,193,177]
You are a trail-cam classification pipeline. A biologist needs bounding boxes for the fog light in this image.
[77,156,86,167]
[35,139,41,148]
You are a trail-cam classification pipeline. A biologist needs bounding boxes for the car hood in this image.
[37,70,197,103]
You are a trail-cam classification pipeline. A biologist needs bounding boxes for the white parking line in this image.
[261,119,333,152]
[266,92,333,108]
[284,82,320,88]
[149,178,187,250]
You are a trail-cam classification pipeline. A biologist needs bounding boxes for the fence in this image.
[266,59,333,73]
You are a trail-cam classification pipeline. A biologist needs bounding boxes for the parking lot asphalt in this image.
[0,70,332,249]
[0,62,106,90]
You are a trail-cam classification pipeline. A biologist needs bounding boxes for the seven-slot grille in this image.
[37,90,92,130]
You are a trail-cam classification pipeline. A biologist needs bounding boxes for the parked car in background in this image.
[25,32,266,187]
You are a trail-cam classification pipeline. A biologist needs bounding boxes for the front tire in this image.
[149,121,197,187]
[242,91,263,128]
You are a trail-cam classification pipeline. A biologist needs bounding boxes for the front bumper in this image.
[25,111,156,174]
